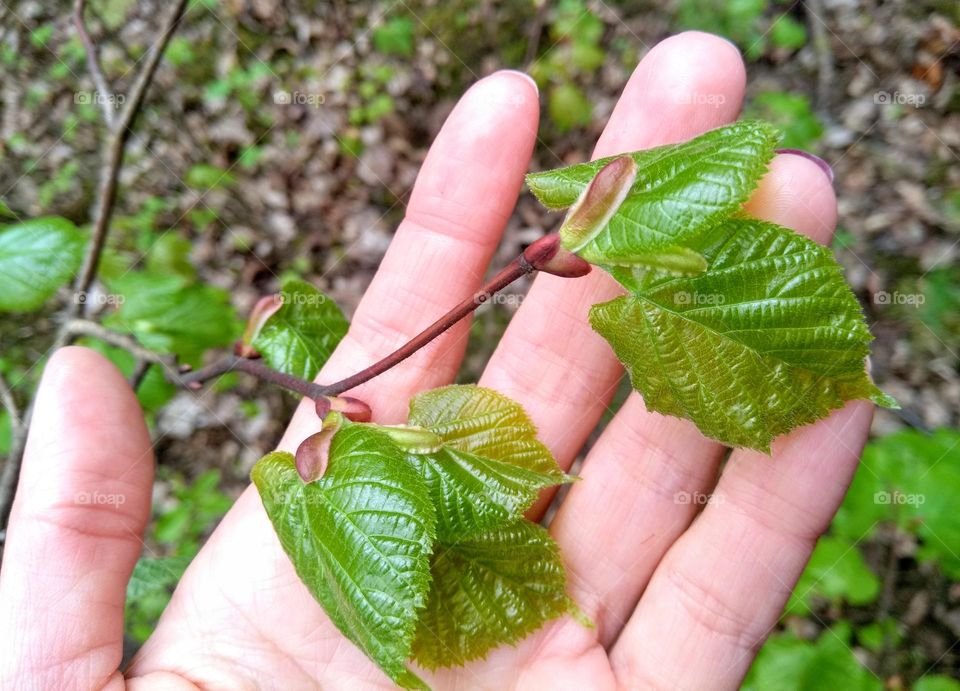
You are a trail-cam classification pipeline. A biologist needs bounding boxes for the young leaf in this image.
[252,426,436,690]
[411,520,572,670]
[0,216,84,312]
[407,385,565,477]
[590,219,895,451]
[252,279,349,380]
[526,121,778,270]
[404,385,569,540]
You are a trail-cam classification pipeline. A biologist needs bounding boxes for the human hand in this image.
[0,32,870,690]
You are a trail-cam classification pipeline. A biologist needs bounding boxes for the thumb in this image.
[0,346,154,689]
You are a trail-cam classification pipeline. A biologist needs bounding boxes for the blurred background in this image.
[0,0,957,686]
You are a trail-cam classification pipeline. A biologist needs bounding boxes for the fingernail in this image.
[501,69,539,94]
[776,148,834,184]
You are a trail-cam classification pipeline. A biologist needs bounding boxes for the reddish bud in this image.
[559,155,637,251]
[315,395,372,423]
[234,341,262,358]
[329,395,372,422]
[295,414,343,483]
[240,294,284,354]
[523,234,592,278]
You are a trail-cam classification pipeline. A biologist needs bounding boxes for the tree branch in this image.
[64,318,180,373]
[60,0,189,339]
[73,0,114,128]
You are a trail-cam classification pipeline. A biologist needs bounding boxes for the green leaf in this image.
[106,272,239,362]
[412,520,572,670]
[252,279,349,380]
[184,163,236,190]
[856,619,900,653]
[126,556,191,601]
[404,447,565,542]
[744,625,882,691]
[0,217,84,312]
[404,385,569,541]
[915,676,960,691]
[145,234,196,281]
[373,16,415,56]
[833,428,960,578]
[770,15,808,50]
[590,218,894,451]
[0,410,11,456]
[786,536,879,615]
[407,385,564,476]
[252,426,436,690]
[526,121,779,269]
[548,83,593,132]
[125,555,191,643]
[746,92,823,150]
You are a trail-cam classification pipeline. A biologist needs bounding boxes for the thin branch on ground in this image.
[65,319,181,375]
[73,0,114,128]
[806,0,836,117]
[129,359,151,390]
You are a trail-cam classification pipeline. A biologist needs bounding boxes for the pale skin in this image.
[0,32,872,690]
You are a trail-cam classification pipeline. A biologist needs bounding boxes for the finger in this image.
[610,401,872,689]
[551,151,838,645]
[0,347,153,689]
[279,70,540,450]
[479,31,747,516]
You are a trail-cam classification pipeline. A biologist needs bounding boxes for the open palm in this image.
[0,32,872,690]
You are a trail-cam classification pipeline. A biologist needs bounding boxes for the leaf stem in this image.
[321,254,532,396]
